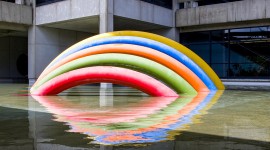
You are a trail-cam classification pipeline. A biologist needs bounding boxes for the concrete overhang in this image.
[35,0,100,33]
[114,0,173,27]
[35,0,172,33]
[0,1,32,31]
[41,15,171,34]
[176,0,270,32]
[36,0,99,25]
[42,16,99,33]
[114,16,170,31]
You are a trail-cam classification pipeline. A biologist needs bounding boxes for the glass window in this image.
[230,28,251,42]
[211,43,228,63]
[229,40,270,78]
[198,0,243,6]
[211,64,228,78]
[180,26,270,79]
[1,0,15,3]
[229,44,250,63]
[229,63,269,78]
[188,44,210,64]
[230,26,269,42]
[179,3,184,9]
[141,0,172,9]
[180,32,210,44]
[211,30,228,43]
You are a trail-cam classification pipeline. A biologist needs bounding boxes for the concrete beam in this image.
[176,0,270,31]
[99,0,114,33]
[179,19,270,33]
[266,0,270,18]
[222,79,270,91]
[114,0,173,27]
[0,22,28,31]
[36,0,99,25]
[0,1,32,25]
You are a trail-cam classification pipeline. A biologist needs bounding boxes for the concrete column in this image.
[99,0,114,89]
[28,28,36,85]
[27,2,38,147]
[29,26,89,85]
[28,1,90,85]
[28,0,36,85]
[171,0,180,42]
[99,0,114,33]
[28,26,63,85]
[28,96,38,150]
[99,0,114,106]
[99,88,114,107]
[153,0,179,42]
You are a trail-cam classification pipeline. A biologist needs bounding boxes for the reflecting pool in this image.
[0,84,269,149]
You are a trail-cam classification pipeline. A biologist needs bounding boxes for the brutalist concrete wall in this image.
[36,0,100,25]
[114,0,173,27]
[28,26,91,81]
[0,1,32,25]
[176,0,270,31]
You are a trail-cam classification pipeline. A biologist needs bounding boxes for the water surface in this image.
[0,84,269,149]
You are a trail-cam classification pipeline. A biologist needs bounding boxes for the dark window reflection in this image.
[141,0,172,9]
[189,44,210,64]
[198,0,243,6]
[211,30,228,43]
[180,26,270,79]
[211,43,228,63]
[36,0,65,6]
[212,64,229,78]
[180,32,209,44]
[179,0,243,9]
[1,0,15,3]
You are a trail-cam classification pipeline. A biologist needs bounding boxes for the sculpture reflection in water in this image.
[31,91,223,145]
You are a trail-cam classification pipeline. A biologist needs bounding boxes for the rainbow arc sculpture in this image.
[30,31,224,96]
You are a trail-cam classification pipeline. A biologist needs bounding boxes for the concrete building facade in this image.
[177,0,270,88]
[0,0,269,85]
[0,0,31,82]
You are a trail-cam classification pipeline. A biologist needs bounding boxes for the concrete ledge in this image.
[176,0,270,30]
[114,0,173,27]
[179,19,270,32]
[36,0,99,25]
[0,21,29,31]
[222,79,270,91]
[0,1,32,25]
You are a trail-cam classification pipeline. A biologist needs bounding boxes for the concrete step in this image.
[222,79,270,91]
